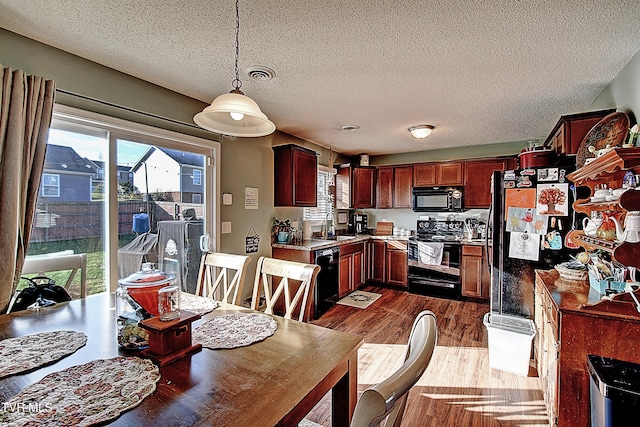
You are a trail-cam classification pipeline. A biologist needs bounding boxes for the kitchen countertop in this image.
[461,239,491,246]
[272,235,491,251]
[272,235,409,251]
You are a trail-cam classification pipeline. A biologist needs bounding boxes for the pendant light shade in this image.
[194,91,276,137]
[194,0,275,137]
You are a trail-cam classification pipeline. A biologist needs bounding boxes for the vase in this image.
[277,231,290,243]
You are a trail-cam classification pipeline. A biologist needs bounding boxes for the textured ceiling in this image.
[1,0,639,155]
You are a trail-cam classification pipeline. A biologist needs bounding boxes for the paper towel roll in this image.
[303,221,312,240]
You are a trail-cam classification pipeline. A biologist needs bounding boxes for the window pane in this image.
[304,169,334,222]
[41,173,60,197]
[119,141,207,294]
[193,169,202,186]
[27,126,108,297]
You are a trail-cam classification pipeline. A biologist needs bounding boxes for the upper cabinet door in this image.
[414,162,462,186]
[544,109,616,155]
[376,166,413,209]
[393,166,413,208]
[353,167,376,208]
[463,159,508,208]
[437,162,463,186]
[273,144,317,207]
[413,164,436,187]
[376,167,393,209]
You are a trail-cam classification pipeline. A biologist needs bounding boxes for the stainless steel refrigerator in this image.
[489,166,578,318]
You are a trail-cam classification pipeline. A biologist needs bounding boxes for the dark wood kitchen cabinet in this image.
[376,166,412,209]
[367,239,386,282]
[352,166,376,209]
[535,269,640,427]
[376,167,393,208]
[414,162,463,187]
[544,109,615,156]
[385,240,408,287]
[463,158,509,208]
[461,245,489,299]
[273,144,317,207]
[336,164,376,209]
[367,239,407,287]
[339,242,365,297]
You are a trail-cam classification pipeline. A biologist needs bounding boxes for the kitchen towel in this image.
[418,242,444,265]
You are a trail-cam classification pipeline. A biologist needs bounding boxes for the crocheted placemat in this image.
[193,312,277,349]
[0,357,160,426]
[180,292,218,316]
[0,330,87,379]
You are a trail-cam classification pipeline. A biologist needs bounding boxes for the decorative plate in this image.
[576,112,629,167]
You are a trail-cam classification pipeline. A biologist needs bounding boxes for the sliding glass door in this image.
[24,106,218,296]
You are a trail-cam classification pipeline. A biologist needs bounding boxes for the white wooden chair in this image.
[22,252,88,298]
[251,257,320,322]
[300,310,438,427]
[195,252,251,305]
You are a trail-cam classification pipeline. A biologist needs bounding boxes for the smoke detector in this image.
[340,125,360,132]
[247,66,275,81]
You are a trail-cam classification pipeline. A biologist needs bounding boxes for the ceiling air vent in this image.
[247,66,275,81]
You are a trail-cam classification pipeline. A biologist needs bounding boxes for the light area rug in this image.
[336,290,381,309]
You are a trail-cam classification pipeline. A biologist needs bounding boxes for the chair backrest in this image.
[251,256,320,322]
[350,310,438,427]
[195,252,251,305]
[22,253,88,298]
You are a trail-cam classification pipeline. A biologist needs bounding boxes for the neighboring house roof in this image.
[131,146,204,172]
[44,144,97,175]
[157,147,204,168]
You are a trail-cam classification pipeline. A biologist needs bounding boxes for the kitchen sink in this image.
[324,235,356,241]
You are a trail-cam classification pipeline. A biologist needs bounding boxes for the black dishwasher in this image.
[314,246,340,319]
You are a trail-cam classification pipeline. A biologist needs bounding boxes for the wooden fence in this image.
[30,200,205,243]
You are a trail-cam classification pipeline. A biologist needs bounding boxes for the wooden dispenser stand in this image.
[139,310,202,366]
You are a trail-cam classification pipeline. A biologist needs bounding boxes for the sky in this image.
[48,129,150,166]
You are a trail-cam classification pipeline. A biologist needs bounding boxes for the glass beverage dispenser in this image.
[116,263,179,350]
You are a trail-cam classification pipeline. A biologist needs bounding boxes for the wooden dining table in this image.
[0,293,363,426]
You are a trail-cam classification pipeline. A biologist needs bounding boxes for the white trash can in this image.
[483,312,536,376]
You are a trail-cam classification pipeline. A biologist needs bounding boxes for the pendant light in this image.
[194,0,275,137]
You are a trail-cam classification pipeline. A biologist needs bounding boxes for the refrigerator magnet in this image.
[536,183,569,216]
[506,207,548,235]
[508,231,540,261]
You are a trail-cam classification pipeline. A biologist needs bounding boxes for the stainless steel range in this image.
[407,219,463,299]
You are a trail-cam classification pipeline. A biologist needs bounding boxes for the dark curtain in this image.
[0,65,55,313]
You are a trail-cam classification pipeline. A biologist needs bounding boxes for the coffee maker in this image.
[349,212,368,234]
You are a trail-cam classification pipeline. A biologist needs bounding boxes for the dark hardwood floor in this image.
[306,285,548,426]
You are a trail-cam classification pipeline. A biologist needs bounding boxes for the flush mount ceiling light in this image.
[408,125,435,139]
[340,125,360,132]
[194,0,275,137]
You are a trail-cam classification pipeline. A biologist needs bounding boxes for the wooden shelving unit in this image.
[567,148,640,267]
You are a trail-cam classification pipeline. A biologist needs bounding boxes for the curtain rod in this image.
[55,88,208,132]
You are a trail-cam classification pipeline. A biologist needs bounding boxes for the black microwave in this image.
[412,187,463,212]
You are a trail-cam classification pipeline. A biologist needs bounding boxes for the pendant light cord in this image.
[232,0,242,92]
